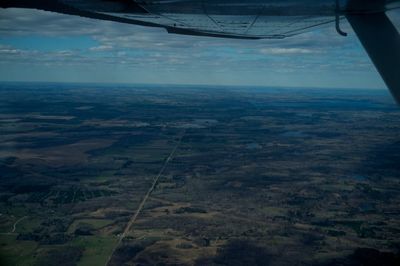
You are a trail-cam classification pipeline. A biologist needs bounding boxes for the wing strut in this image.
[335,0,347,36]
[346,12,400,103]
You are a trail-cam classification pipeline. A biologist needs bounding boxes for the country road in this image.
[106,131,185,266]
[11,216,28,233]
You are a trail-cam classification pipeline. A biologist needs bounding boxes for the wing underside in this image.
[2,0,338,39]
[99,11,335,39]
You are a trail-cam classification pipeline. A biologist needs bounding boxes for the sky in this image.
[0,8,399,89]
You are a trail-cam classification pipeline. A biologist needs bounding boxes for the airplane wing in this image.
[1,0,400,103]
[1,0,339,39]
[105,13,335,39]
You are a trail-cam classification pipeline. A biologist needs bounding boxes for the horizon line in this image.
[0,80,387,91]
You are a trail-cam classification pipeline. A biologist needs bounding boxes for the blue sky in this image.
[0,8,399,89]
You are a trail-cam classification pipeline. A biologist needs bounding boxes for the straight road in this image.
[106,131,185,266]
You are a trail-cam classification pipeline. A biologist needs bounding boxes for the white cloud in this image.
[260,47,314,55]
[89,45,113,52]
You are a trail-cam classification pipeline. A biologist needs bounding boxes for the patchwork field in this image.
[0,83,400,265]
